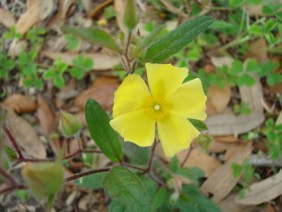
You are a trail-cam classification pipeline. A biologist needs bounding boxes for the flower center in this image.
[154,104,161,111]
[144,96,170,121]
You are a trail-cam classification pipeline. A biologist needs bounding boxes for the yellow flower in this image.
[110,63,207,157]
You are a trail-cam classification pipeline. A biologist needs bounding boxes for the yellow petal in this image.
[112,74,150,118]
[110,111,155,146]
[145,63,188,99]
[157,114,199,157]
[167,78,207,120]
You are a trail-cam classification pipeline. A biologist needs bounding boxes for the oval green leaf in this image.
[103,166,151,212]
[143,15,213,62]
[85,99,123,162]
[62,26,121,52]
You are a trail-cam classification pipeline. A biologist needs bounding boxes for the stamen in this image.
[154,104,161,111]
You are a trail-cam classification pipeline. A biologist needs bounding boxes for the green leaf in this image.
[69,67,84,80]
[123,0,138,30]
[229,0,244,7]
[103,166,151,212]
[43,69,57,79]
[178,185,221,212]
[152,188,170,211]
[53,75,65,88]
[262,4,276,15]
[188,119,208,131]
[122,142,149,165]
[132,24,166,59]
[248,24,263,35]
[108,200,129,212]
[62,26,121,52]
[246,59,260,72]
[238,73,255,86]
[74,172,107,189]
[143,16,213,62]
[85,99,123,162]
[229,60,243,75]
[65,34,80,50]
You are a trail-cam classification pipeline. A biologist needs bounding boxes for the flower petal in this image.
[167,78,207,120]
[146,63,188,99]
[110,111,155,146]
[157,114,199,157]
[112,74,151,118]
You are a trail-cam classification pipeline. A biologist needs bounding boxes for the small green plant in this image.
[69,54,93,80]
[264,118,282,160]
[64,34,80,50]
[232,159,257,198]
[233,101,252,116]
[43,59,68,88]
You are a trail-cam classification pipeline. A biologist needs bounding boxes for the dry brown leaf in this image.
[81,0,94,16]
[245,38,268,61]
[40,0,55,20]
[235,170,282,205]
[206,112,264,136]
[210,56,233,68]
[16,0,41,34]
[200,141,253,203]
[3,94,37,113]
[41,51,120,70]
[37,95,56,135]
[160,0,187,18]
[214,135,238,143]
[114,0,127,33]
[239,73,263,112]
[208,140,236,153]
[158,145,221,177]
[206,85,231,116]
[47,0,76,28]
[4,107,46,159]
[75,76,120,111]
[0,8,16,28]
[218,193,255,212]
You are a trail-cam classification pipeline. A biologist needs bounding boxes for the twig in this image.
[2,124,25,161]
[181,146,194,167]
[89,0,113,18]
[65,168,110,182]
[0,184,27,195]
[143,139,158,174]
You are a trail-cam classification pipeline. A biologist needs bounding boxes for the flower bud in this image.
[59,110,82,137]
[169,192,180,205]
[123,0,138,31]
[22,162,64,198]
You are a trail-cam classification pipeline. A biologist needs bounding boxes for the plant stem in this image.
[2,124,25,161]
[181,146,194,167]
[65,168,110,182]
[143,139,158,174]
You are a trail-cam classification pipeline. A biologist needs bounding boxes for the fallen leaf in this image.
[16,0,41,34]
[206,85,231,116]
[210,56,233,68]
[0,8,16,28]
[160,0,187,18]
[208,140,236,153]
[47,0,76,28]
[3,107,46,159]
[3,94,37,113]
[158,145,222,177]
[200,142,253,203]
[40,0,55,20]
[218,193,255,212]
[80,0,94,16]
[75,76,120,111]
[235,170,282,205]
[180,148,222,177]
[245,38,268,61]
[41,51,120,70]
[37,95,56,135]
[239,73,263,112]
[114,0,127,33]
[206,111,264,136]
[213,135,238,143]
